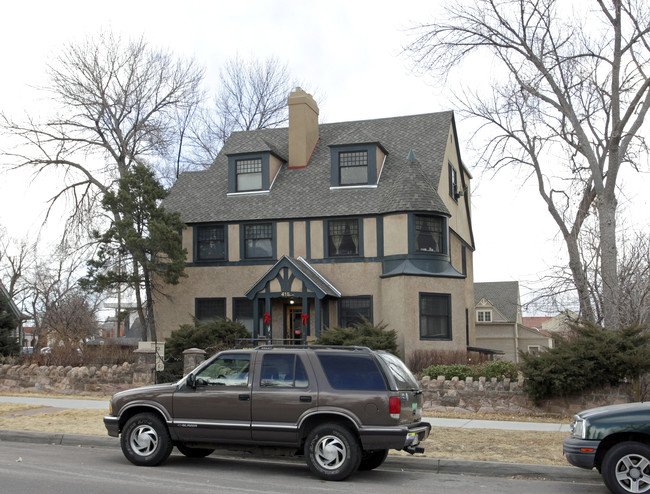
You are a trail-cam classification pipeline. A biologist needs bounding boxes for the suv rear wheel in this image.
[358,449,389,471]
[602,441,650,494]
[176,444,215,458]
[305,423,361,481]
[121,413,173,466]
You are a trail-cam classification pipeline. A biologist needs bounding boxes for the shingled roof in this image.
[165,111,457,223]
[474,281,521,323]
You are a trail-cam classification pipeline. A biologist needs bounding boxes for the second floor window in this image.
[196,225,225,261]
[415,215,443,253]
[244,223,273,258]
[477,310,492,322]
[339,150,368,185]
[328,219,359,257]
[236,158,263,191]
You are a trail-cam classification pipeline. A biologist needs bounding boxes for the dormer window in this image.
[236,158,262,191]
[227,152,284,195]
[339,151,368,185]
[329,143,387,188]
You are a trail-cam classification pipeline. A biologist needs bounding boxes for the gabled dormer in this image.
[329,141,388,189]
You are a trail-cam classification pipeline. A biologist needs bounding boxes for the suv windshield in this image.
[378,352,419,390]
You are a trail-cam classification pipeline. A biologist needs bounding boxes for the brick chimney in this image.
[288,87,319,169]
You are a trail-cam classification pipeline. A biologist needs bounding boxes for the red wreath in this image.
[264,312,271,325]
[301,314,309,325]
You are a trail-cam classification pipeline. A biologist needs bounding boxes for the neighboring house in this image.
[100,301,142,340]
[156,88,476,360]
[0,281,24,348]
[523,310,578,339]
[474,281,553,362]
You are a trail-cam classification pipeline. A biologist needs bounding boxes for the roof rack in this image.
[254,344,373,352]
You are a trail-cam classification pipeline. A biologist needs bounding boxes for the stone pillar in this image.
[132,348,156,386]
[183,348,206,376]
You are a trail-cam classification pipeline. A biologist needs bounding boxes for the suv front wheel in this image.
[121,413,173,466]
[305,423,361,481]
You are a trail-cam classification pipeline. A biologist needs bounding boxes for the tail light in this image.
[389,396,401,419]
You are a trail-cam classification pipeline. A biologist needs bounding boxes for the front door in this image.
[285,305,303,344]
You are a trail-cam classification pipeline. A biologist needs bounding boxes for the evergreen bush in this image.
[520,321,650,404]
[315,320,398,355]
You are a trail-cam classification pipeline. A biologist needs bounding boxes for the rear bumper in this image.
[563,436,600,469]
[358,421,431,451]
[104,416,120,437]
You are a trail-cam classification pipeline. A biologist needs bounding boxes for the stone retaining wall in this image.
[0,358,636,416]
[420,375,634,417]
[0,350,156,396]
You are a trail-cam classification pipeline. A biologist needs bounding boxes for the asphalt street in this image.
[0,394,593,486]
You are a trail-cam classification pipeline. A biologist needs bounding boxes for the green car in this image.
[564,402,650,494]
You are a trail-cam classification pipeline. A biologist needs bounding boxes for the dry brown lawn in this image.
[0,399,570,466]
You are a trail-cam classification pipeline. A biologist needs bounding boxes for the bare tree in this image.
[1,32,204,340]
[187,55,295,167]
[1,31,204,244]
[405,0,650,329]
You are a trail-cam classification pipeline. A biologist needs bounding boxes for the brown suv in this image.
[104,345,430,481]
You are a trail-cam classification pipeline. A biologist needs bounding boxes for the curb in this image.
[0,429,602,484]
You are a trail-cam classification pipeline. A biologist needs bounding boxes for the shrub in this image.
[422,363,475,380]
[479,360,518,380]
[315,320,398,355]
[407,349,492,373]
[421,359,518,381]
[520,321,650,404]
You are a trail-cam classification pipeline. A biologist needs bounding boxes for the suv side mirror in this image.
[186,373,196,389]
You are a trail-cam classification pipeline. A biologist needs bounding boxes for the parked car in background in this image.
[564,402,650,494]
[104,345,430,481]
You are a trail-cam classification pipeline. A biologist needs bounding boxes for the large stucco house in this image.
[156,88,476,359]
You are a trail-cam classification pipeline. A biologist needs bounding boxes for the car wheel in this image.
[120,413,172,466]
[305,423,361,481]
[176,444,215,458]
[358,449,389,471]
[602,441,650,494]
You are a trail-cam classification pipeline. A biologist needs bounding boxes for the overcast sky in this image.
[1,0,648,313]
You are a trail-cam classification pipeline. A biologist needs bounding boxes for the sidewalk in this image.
[0,395,571,431]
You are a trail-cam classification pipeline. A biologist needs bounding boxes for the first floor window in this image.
[233,298,265,335]
[244,223,273,258]
[339,296,372,327]
[196,225,225,261]
[195,298,226,322]
[328,219,360,256]
[415,215,443,253]
[420,293,451,340]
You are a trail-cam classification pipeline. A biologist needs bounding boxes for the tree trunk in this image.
[598,192,620,329]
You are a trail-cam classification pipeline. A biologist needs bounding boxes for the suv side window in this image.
[260,354,308,388]
[317,353,387,390]
[195,354,250,387]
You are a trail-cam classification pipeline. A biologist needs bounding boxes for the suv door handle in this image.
[239,394,250,401]
[299,396,312,403]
